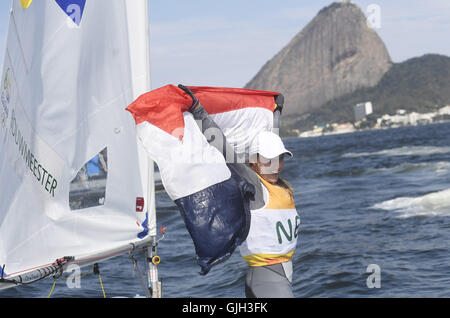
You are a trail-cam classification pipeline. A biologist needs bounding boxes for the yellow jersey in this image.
[240,176,300,267]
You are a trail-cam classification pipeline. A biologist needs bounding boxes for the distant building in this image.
[439,105,450,115]
[354,102,373,122]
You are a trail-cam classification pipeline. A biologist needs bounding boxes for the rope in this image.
[47,264,105,298]
[129,253,151,298]
[93,263,106,298]
[98,272,106,298]
[57,265,94,280]
[44,247,157,298]
[47,279,56,298]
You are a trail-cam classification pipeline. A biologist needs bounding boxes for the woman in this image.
[180,85,299,298]
[241,131,299,298]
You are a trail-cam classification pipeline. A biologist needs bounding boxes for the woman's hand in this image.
[178,84,200,111]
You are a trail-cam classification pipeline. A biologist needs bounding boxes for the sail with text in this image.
[0,0,153,289]
[126,85,281,274]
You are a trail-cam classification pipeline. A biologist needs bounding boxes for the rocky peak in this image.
[245,1,392,116]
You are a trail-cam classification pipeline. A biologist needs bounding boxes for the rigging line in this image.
[47,265,105,298]
[129,253,151,298]
[47,264,106,298]
[4,257,67,278]
[3,260,55,277]
[69,246,150,264]
[56,265,94,280]
[94,264,106,298]
[6,257,73,286]
[47,279,56,298]
[98,274,106,298]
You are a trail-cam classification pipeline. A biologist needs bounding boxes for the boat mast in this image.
[126,0,161,298]
[141,1,161,299]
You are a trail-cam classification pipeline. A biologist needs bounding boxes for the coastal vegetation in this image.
[282,54,450,136]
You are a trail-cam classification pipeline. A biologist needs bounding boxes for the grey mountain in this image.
[245,2,392,116]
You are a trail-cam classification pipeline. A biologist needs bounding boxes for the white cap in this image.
[249,131,293,159]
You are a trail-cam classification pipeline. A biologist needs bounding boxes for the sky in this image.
[0,0,449,89]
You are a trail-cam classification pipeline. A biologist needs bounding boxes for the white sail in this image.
[0,0,153,286]
[126,0,156,237]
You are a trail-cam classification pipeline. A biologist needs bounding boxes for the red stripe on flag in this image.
[188,86,279,114]
[126,85,192,139]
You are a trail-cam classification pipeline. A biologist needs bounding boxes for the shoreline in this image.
[285,120,450,140]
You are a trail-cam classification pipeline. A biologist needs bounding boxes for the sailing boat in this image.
[0,0,161,297]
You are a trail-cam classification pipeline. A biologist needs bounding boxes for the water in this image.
[2,122,450,298]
